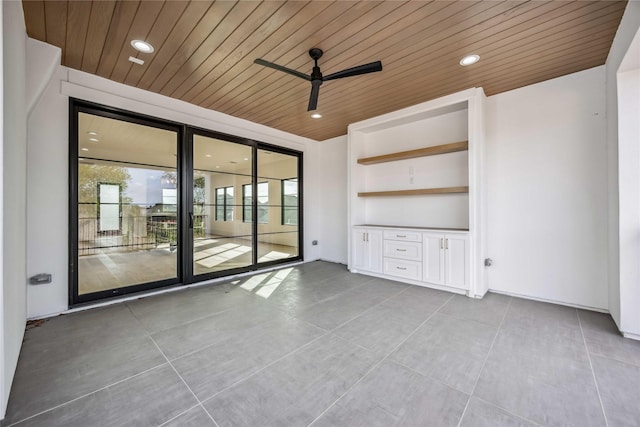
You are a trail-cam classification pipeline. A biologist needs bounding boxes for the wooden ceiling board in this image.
[274,35,617,140]
[155,1,270,96]
[95,0,140,78]
[204,1,376,112]
[64,0,91,69]
[242,1,528,124]
[199,1,359,111]
[80,0,117,74]
[264,1,624,133]
[44,1,67,55]
[21,0,627,141]
[223,0,449,118]
[121,0,190,85]
[207,1,385,113]
[185,1,338,107]
[175,1,312,102]
[109,0,165,82]
[130,1,216,90]
[22,1,46,41]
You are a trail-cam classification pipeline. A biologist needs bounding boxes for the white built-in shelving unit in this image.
[348,88,487,298]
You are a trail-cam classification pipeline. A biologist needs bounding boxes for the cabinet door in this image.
[367,229,383,273]
[352,229,368,270]
[423,233,444,285]
[444,235,468,289]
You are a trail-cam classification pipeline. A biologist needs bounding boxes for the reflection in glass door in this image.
[72,107,181,303]
[192,134,253,275]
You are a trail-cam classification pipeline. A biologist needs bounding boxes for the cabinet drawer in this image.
[384,258,422,281]
[383,240,422,261]
[383,230,422,242]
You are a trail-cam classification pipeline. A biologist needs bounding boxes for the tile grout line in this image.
[456,296,513,427]
[472,396,545,427]
[6,363,170,427]
[306,293,457,427]
[577,311,610,427]
[156,403,203,427]
[149,337,220,427]
[197,281,412,407]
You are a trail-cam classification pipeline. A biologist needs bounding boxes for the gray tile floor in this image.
[5,261,640,426]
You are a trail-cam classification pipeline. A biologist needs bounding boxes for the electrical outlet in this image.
[409,176,414,184]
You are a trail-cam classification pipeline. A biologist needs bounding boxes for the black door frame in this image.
[69,99,303,307]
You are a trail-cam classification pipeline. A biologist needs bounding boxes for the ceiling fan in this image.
[254,48,383,111]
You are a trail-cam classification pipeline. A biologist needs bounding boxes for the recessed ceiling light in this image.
[89,138,99,142]
[215,166,220,169]
[459,54,480,66]
[131,40,154,54]
[87,131,98,136]
[205,154,212,158]
[81,148,89,151]
[243,157,249,161]
[311,113,322,119]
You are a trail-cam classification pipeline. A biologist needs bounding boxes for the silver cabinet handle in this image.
[396,266,407,270]
[396,248,406,252]
[440,238,443,249]
[396,234,406,238]
[445,238,448,250]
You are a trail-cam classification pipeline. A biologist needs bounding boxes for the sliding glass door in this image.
[188,131,302,281]
[70,100,302,305]
[71,103,183,304]
[256,148,300,264]
[190,134,253,276]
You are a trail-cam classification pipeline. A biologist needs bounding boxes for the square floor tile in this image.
[439,292,511,326]
[390,313,497,393]
[204,334,378,427]
[11,365,197,427]
[474,326,605,426]
[291,288,390,331]
[161,405,216,427]
[333,298,438,356]
[579,310,640,366]
[459,397,538,427]
[5,335,165,425]
[591,354,640,427]
[151,301,287,360]
[312,360,468,427]
[173,315,324,400]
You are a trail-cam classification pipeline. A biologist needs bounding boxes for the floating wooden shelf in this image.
[358,186,469,197]
[357,141,468,165]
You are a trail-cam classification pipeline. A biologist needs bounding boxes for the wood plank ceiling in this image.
[22,0,627,141]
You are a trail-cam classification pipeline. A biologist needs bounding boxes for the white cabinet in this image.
[423,232,469,290]
[348,88,487,297]
[351,228,382,273]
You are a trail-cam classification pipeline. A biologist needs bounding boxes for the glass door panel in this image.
[192,135,253,275]
[256,149,300,264]
[76,112,179,297]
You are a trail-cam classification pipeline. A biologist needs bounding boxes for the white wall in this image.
[319,135,348,264]
[26,47,322,318]
[485,66,608,309]
[605,1,640,335]
[2,0,27,417]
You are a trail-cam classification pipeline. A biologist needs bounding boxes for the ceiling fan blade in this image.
[307,80,321,111]
[254,58,311,81]
[323,61,382,82]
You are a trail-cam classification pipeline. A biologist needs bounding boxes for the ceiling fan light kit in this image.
[254,48,382,111]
